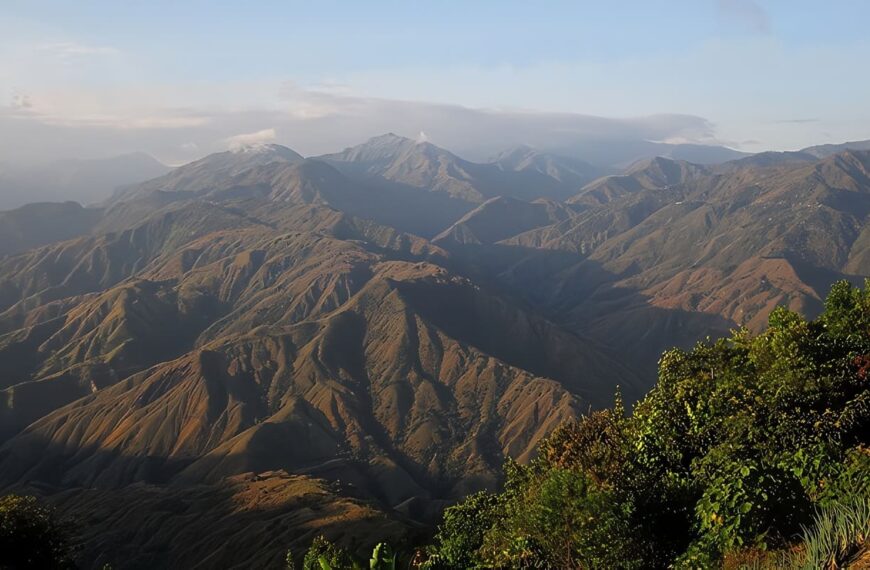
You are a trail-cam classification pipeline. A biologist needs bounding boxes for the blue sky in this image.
[2,1,870,162]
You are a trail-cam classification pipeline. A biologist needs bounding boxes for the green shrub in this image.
[417,281,870,568]
[481,467,643,569]
[425,491,500,568]
[299,539,402,570]
[302,536,355,570]
[369,542,395,570]
[0,494,76,569]
[795,497,870,569]
[694,451,811,551]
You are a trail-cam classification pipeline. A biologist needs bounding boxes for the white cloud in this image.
[0,83,722,165]
[270,85,720,158]
[224,128,277,150]
[0,84,213,129]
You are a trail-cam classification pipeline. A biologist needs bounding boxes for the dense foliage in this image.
[797,497,870,568]
[297,537,398,570]
[0,494,75,569]
[420,280,870,568]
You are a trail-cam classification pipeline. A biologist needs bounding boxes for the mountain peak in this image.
[801,138,870,159]
[228,143,303,160]
[108,143,304,203]
[363,132,417,147]
[623,155,674,175]
[493,145,537,164]
[371,132,412,141]
[815,148,870,188]
[624,155,707,187]
[321,133,453,170]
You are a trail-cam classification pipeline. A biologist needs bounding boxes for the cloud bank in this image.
[0,82,719,165]
[224,128,278,150]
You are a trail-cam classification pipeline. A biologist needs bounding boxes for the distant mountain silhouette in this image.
[0,153,170,209]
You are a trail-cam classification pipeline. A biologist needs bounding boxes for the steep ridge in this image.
[319,133,497,202]
[576,150,870,275]
[0,201,449,438]
[225,159,474,237]
[21,471,410,569]
[435,151,870,384]
[0,202,102,256]
[0,200,267,319]
[492,146,600,190]
[712,150,818,171]
[0,278,219,438]
[111,144,304,203]
[0,153,170,210]
[801,138,870,158]
[320,134,585,202]
[433,196,577,246]
[516,151,870,296]
[0,189,639,529]
[567,156,708,207]
[112,154,474,239]
[0,257,636,508]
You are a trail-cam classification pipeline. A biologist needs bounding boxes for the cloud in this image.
[224,128,277,150]
[273,83,721,158]
[0,85,212,129]
[716,0,771,34]
[0,79,726,164]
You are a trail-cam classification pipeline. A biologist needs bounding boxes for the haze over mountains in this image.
[0,153,171,210]
[0,132,868,567]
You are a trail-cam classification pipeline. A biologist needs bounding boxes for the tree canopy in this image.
[422,280,870,568]
[0,494,75,569]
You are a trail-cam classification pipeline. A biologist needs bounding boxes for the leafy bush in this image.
[421,280,870,568]
[301,538,400,570]
[302,536,355,570]
[480,467,643,569]
[795,497,870,569]
[369,542,396,570]
[424,491,500,569]
[0,494,76,569]
[694,451,810,551]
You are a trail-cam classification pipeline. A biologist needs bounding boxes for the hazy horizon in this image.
[3,0,870,165]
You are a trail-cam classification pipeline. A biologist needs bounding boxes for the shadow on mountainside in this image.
[3,453,418,570]
[437,242,740,393]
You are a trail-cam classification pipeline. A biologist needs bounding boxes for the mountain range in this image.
[0,133,868,567]
[0,153,171,210]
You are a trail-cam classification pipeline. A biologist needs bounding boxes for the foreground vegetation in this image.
[0,494,75,569]
[409,280,870,568]
[292,281,869,567]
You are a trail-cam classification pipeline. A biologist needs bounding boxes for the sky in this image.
[1,0,870,164]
